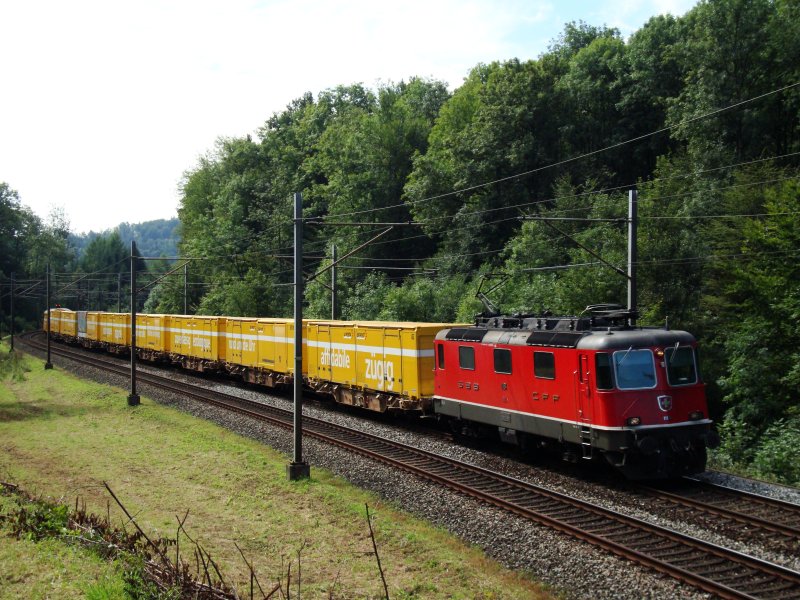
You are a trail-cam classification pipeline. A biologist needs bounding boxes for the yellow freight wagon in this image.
[136,314,168,354]
[109,313,130,347]
[42,308,71,335]
[224,317,259,367]
[222,318,299,386]
[168,315,191,356]
[168,315,223,370]
[306,321,356,386]
[42,308,60,334]
[98,312,115,345]
[58,309,78,338]
[94,312,129,350]
[306,321,454,412]
[86,311,101,343]
[190,316,223,362]
[256,318,298,375]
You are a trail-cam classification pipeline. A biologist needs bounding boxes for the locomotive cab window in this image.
[494,348,512,374]
[613,348,657,390]
[533,351,555,379]
[664,345,698,386]
[595,353,615,390]
[458,346,475,370]
[437,344,445,370]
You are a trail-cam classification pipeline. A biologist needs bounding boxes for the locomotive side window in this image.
[613,349,657,390]
[664,346,698,386]
[595,353,615,390]
[533,351,555,379]
[437,344,445,369]
[494,348,512,374]
[458,346,475,370]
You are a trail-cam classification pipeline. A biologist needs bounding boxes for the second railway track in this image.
[639,479,800,544]
[20,332,800,600]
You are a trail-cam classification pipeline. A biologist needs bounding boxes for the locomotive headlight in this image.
[625,416,642,426]
[688,410,704,420]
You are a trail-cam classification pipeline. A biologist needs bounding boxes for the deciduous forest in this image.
[2,0,799,482]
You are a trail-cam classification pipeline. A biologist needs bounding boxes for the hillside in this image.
[69,218,179,259]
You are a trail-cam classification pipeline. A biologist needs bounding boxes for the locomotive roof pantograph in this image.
[437,305,696,350]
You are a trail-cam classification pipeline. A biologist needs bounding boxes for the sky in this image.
[0,0,697,235]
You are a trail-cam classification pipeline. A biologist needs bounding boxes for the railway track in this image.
[640,479,800,544]
[20,333,800,599]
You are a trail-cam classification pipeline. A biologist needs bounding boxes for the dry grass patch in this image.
[0,348,553,599]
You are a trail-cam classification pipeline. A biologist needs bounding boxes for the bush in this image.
[751,417,800,485]
[0,348,31,382]
[710,414,757,471]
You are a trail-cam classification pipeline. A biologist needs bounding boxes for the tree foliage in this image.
[71,218,179,259]
[1,183,75,331]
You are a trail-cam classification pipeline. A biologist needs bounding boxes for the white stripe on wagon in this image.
[81,323,436,358]
[305,339,434,358]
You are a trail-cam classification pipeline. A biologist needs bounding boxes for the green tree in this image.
[406,60,565,270]
[555,33,628,178]
[1,184,75,329]
[340,272,394,320]
[0,183,34,279]
[73,231,155,311]
[615,14,685,174]
[712,177,800,467]
[309,79,449,265]
[668,0,798,165]
[79,231,127,274]
[25,207,75,276]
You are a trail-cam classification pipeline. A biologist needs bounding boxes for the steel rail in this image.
[640,481,800,542]
[21,333,800,600]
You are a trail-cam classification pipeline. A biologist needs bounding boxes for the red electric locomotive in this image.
[432,306,719,479]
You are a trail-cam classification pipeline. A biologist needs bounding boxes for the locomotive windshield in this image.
[613,349,657,390]
[664,346,698,386]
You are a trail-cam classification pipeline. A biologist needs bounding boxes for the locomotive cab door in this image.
[577,353,592,423]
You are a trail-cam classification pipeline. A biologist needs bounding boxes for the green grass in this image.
[0,491,124,600]
[0,345,553,599]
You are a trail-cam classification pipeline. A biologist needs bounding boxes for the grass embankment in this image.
[0,346,552,599]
